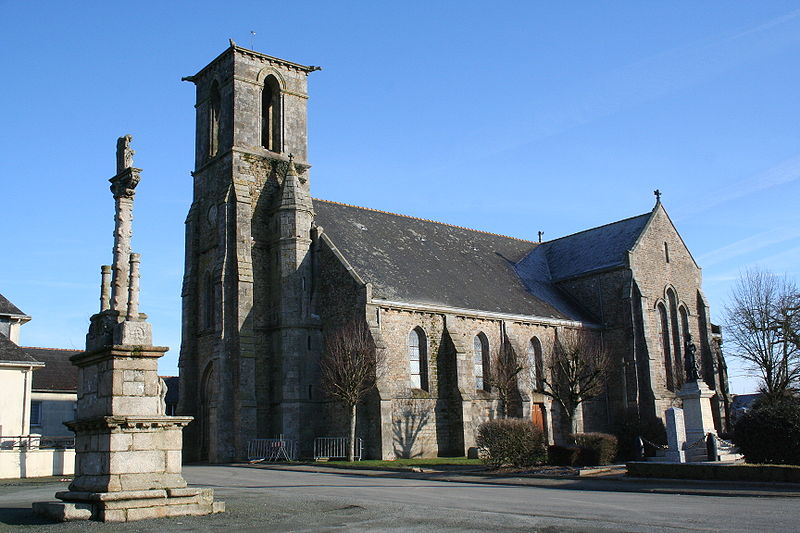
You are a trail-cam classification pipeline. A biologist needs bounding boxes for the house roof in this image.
[23,347,80,392]
[0,293,26,317]
[313,200,588,322]
[0,333,42,365]
[538,212,653,281]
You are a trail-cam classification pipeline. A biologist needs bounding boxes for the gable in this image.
[313,200,586,321]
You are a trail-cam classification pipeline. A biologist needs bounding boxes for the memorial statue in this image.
[684,334,700,382]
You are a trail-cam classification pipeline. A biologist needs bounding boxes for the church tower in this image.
[178,44,320,462]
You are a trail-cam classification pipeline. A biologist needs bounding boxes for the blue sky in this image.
[2,2,799,395]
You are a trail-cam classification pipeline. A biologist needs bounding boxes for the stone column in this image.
[126,253,140,320]
[100,265,111,312]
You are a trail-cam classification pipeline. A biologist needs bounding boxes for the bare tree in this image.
[540,329,613,436]
[486,337,526,418]
[320,319,378,461]
[725,269,800,396]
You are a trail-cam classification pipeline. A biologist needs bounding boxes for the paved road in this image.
[1,465,797,532]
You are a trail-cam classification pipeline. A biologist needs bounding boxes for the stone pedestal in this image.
[33,344,224,522]
[678,380,717,462]
[664,407,686,463]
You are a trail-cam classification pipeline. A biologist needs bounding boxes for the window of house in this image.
[528,337,544,391]
[408,328,428,391]
[474,333,490,391]
[261,75,282,152]
[30,400,42,427]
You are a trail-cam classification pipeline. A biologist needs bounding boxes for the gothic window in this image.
[527,337,544,392]
[408,327,428,391]
[658,303,674,391]
[209,81,221,158]
[203,272,214,330]
[667,289,683,387]
[474,332,490,391]
[664,242,670,263]
[261,75,282,152]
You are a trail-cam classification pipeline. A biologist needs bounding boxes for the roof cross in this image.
[654,189,662,202]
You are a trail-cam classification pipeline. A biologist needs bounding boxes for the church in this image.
[177,44,731,462]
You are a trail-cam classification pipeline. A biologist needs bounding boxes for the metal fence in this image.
[0,435,75,450]
[247,438,299,462]
[314,437,362,461]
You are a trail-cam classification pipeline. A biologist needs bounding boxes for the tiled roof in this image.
[23,347,80,392]
[0,293,26,316]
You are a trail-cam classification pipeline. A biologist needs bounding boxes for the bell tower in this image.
[178,43,320,462]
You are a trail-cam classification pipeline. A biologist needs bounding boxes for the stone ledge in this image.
[32,501,93,522]
[56,489,167,501]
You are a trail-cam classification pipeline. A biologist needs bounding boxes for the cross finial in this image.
[537,231,544,243]
[654,189,662,203]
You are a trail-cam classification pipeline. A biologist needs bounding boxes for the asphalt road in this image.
[1,465,797,532]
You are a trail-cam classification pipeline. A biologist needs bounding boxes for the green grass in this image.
[312,457,483,468]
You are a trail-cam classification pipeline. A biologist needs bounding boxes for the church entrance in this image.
[532,403,548,441]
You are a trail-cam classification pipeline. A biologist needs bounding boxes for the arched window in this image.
[209,81,221,158]
[261,75,282,152]
[203,271,214,329]
[527,337,544,392]
[658,302,674,391]
[474,333,490,391]
[667,289,683,387]
[408,327,428,391]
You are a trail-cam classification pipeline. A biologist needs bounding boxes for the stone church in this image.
[177,45,731,462]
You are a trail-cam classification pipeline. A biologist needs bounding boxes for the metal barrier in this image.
[247,438,299,462]
[314,437,362,461]
[0,435,75,450]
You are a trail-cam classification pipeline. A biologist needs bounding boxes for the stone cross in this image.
[654,189,662,202]
[109,135,141,315]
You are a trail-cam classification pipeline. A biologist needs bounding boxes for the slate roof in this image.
[0,293,26,316]
[163,376,179,406]
[314,200,589,321]
[24,347,80,392]
[313,200,659,323]
[0,333,42,365]
[537,212,652,281]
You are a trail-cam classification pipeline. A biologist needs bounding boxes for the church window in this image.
[527,337,544,392]
[667,289,683,387]
[203,272,214,330]
[658,303,674,391]
[474,333,490,391]
[209,81,221,158]
[261,75,282,152]
[664,242,670,263]
[408,327,428,391]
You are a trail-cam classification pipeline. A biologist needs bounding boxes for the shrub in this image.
[732,394,800,465]
[612,412,667,460]
[548,445,580,466]
[573,432,618,466]
[476,419,546,467]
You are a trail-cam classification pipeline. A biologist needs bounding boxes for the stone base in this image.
[33,488,224,522]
